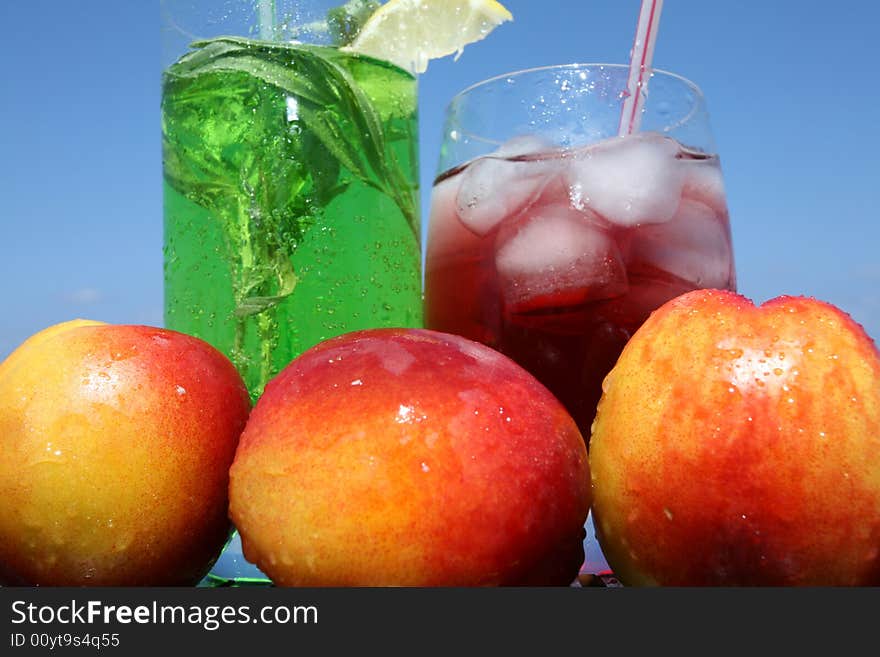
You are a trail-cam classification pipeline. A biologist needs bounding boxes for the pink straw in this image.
[618,0,664,136]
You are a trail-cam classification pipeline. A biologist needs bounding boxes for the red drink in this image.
[425,132,736,436]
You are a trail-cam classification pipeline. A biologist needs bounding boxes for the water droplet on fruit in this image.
[421,462,430,473]
[395,404,415,424]
[110,346,138,361]
[176,385,186,396]
[663,508,674,520]
[350,379,363,386]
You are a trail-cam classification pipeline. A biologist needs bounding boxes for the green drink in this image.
[162,37,421,400]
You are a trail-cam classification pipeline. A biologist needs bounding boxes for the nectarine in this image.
[0,320,251,585]
[589,290,880,586]
[229,328,591,586]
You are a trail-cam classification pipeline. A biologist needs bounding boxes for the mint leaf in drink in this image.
[301,130,346,206]
[235,260,299,318]
[327,0,381,45]
[166,37,415,235]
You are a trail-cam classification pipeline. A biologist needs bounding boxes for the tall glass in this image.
[161,0,422,584]
[424,64,736,577]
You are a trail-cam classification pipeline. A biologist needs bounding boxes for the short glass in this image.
[161,0,422,584]
[424,63,736,576]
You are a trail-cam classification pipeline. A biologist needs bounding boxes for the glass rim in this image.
[444,63,707,151]
[450,62,705,104]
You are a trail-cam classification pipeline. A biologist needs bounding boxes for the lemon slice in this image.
[345,0,513,74]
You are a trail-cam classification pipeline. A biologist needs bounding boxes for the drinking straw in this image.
[617,0,664,136]
[258,0,276,40]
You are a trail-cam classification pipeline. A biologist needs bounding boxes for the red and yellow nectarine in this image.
[229,328,591,586]
[589,290,880,586]
[0,320,251,585]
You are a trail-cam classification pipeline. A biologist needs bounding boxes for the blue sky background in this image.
[1,0,879,359]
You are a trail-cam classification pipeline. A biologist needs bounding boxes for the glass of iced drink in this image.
[161,0,421,585]
[424,64,735,575]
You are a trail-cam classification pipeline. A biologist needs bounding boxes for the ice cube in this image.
[681,159,728,215]
[628,198,733,289]
[456,136,558,236]
[494,206,628,313]
[565,133,684,227]
[426,174,482,256]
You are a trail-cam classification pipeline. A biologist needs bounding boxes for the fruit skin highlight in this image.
[0,320,251,586]
[229,328,590,586]
[589,289,880,586]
